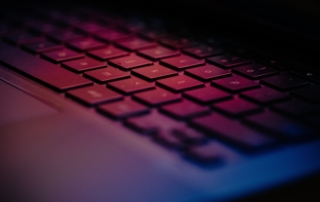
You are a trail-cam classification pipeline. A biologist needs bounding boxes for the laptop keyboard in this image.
[0,6,319,166]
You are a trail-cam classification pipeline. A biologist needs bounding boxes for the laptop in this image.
[1,0,320,201]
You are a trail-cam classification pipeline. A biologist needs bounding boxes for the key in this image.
[67,37,107,51]
[185,64,231,81]
[159,36,198,49]
[207,54,251,68]
[157,75,204,92]
[94,28,131,42]
[160,100,210,119]
[108,77,154,94]
[22,41,63,53]
[171,127,207,145]
[4,32,43,45]
[125,114,161,134]
[84,67,130,83]
[132,64,178,80]
[240,87,289,104]
[244,111,315,140]
[75,21,107,33]
[138,29,168,40]
[88,46,129,60]
[291,85,320,103]
[62,57,106,72]
[0,41,92,91]
[29,22,62,34]
[184,142,225,164]
[109,55,153,70]
[258,58,287,70]
[261,73,309,90]
[211,75,260,92]
[271,99,320,117]
[137,46,180,60]
[133,87,181,106]
[233,63,278,79]
[98,99,149,119]
[42,49,84,63]
[115,37,156,51]
[49,30,85,42]
[66,85,122,105]
[160,55,205,70]
[183,45,223,58]
[291,68,320,83]
[184,86,232,104]
[212,98,261,116]
[154,131,186,150]
[191,113,274,149]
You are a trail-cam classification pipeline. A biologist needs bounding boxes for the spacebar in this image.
[0,42,92,91]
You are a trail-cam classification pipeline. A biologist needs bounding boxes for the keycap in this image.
[211,76,260,92]
[184,86,232,104]
[261,73,309,90]
[159,36,198,49]
[137,46,180,60]
[138,29,168,40]
[207,54,251,68]
[29,22,62,34]
[0,41,92,91]
[115,37,156,51]
[157,75,204,92]
[67,38,107,51]
[184,142,225,164]
[154,131,186,150]
[291,68,320,83]
[108,77,154,94]
[271,99,320,117]
[213,98,261,116]
[171,127,207,145]
[4,32,43,45]
[244,111,315,140]
[160,55,205,70]
[258,58,287,70]
[75,21,107,33]
[125,114,161,134]
[185,64,231,81]
[183,45,223,58]
[120,20,146,33]
[240,87,289,104]
[66,85,123,105]
[109,55,153,70]
[233,64,278,79]
[95,28,131,42]
[98,99,149,119]
[22,41,63,53]
[42,49,85,63]
[49,30,85,42]
[88,46,129,60]
[291,85,320,103]
[132,64,178,80]
[62,57,106,72]
[84,67,130,83]
[133,88,181,106]
[160,100,210,119]
[191,113,274,149]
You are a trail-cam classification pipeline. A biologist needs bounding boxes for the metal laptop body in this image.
[1,1,320,201]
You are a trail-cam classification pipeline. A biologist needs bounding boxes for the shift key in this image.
[0,42,92,91]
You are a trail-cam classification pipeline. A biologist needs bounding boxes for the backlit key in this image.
[67,85,122,105]
[160,55,205,70]
[84,67,130,83]
[108,77,154,94]
[109,55,153,70]
[157,75,204,92]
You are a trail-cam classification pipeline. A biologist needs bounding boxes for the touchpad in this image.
[0,79,58,126]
